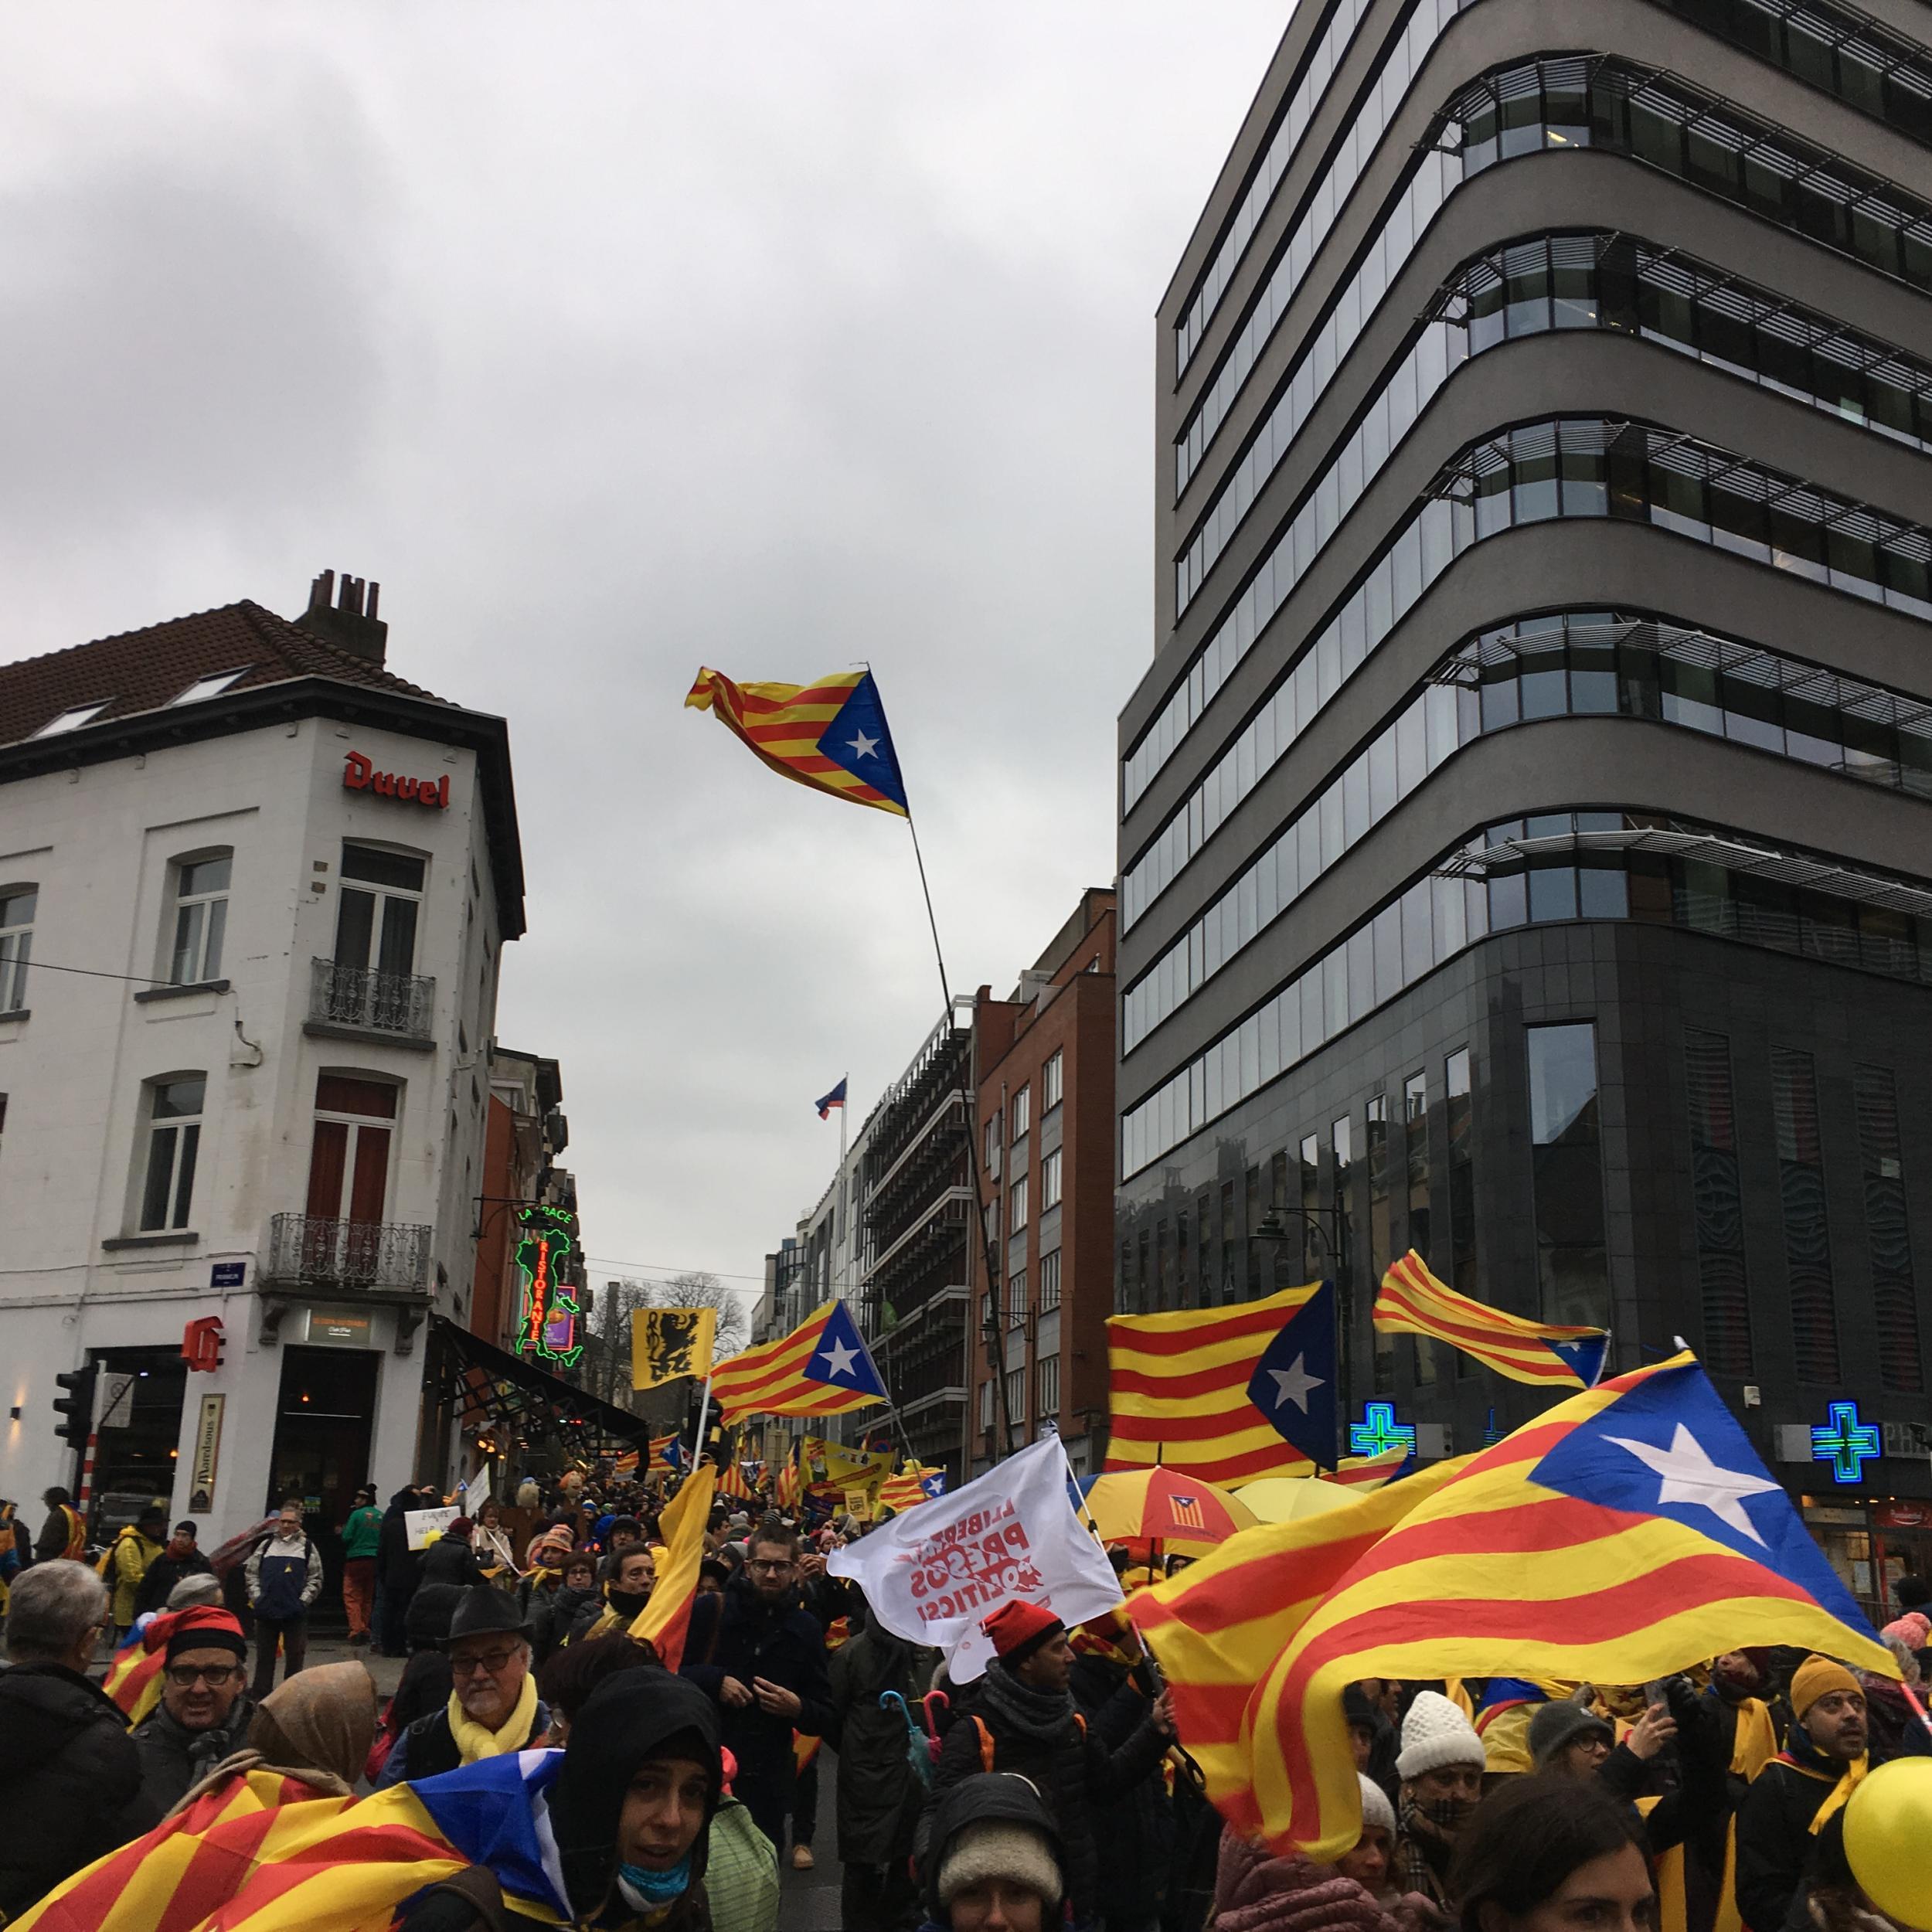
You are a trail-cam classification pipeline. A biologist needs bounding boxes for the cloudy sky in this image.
[2,4,1287,1309]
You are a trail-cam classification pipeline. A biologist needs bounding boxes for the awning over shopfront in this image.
[429,1315,655,1461]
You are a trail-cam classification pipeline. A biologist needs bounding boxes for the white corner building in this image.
[0,571,525,1558]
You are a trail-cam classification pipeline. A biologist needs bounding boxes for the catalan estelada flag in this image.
[612,1448,639,1477]
[876,1462,947,1517]
[15,1752,578,1931]
[1321,1444,1408,1492]
[1375,1250,1609,1388]
[1106,1279,1322,1486]
[685,668,908,816]
[629,1461,713,1671]
[1128,1353,1893,1860]
[713,1299,888,1422]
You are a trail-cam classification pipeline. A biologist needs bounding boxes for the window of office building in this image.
[1010,1172,1029,1233]
[1043,1049,1063,1114]
[1404,1074,1437,1384]
[1012,1087,1030,1141]
[1445,1051,1476,1318]
[979,1379,993,1430]
[138,1074,206,1232]
[1037,1353,1060,1417]
[1368,1097,1394,1393]
[0,887,32,1013]
[1008,1269,1028,1329]
[1528,1025,1611,1330]
[1195,1194,1212,1305]
[1332,1119,1355,1351]
[1176,1205,1191,1301]
[1685,1031,1753,1374]
[1300,1135,1322,1281]
[1042,1147,1063,1210]
[1220,1179,1239,1300]
[167,852,231,987]
[1040,1248,1062,1311]
[1855,1066,1922,1392]
[984,1111,1002,1179]
[1773,1048,1840,1382]
[1005,1368,1026,1427]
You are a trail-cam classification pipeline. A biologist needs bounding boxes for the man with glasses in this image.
[131,1607,254,1813]
[376,1585,550,1786]
[681,1515,833,1859]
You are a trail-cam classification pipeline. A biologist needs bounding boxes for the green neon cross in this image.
[1811,1402,1879,1485]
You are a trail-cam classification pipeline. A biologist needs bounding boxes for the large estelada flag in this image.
[15,1753,577,1931]
[1375,1250,1608,1387]
[1126,1353,1893,1860]
[876,1462,947,1517]
[713,1299,887,1422]
[685,668,908,816]
[1107,1279,1324,1485]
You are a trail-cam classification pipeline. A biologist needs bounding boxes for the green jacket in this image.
[341,1505,384,1560]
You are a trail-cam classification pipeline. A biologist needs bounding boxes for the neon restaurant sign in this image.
[514,1204,583,1366]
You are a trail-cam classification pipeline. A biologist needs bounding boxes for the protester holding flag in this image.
[927,1599,1174,1930]
[681,1515,835,1857]
[1735,1658,1875,1932]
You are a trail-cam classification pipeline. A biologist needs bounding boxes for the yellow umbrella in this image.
[1234,1475,1359,1523]
[1083,1465,1258,1550]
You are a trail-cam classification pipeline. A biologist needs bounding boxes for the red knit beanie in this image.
[981,1599,1065,1666]
[162,1607,248,1662]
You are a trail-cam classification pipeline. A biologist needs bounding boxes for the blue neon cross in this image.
[1811,1402,1880,1485]
[1350,1401,1417,1459]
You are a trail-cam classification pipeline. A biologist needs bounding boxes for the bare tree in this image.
[594,1271,750,1370]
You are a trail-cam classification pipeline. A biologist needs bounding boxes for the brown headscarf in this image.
[167,1661,379,1817]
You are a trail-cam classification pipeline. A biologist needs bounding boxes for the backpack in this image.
[970,1709,1083,1773]
[95,1526,133,1578]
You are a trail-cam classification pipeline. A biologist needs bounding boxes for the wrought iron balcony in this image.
[265,1213,431,1296]
[309,957,435,1039]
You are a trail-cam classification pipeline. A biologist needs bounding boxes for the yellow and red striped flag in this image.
[685,668,908,817]
[1106,1280,1321,1486]
[775,1447,803,1511]
[1375,1250,1608,1387]
[876,1462,946,1517]
[612,1449,640,1478]
[1129,1353,1893,1859]
[630,1461,714,1672]
[1321,1445,1408,1492]
[716,1458,755,1503]
[711,1300,887,1423]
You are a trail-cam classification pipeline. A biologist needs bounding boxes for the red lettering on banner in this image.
[342,750,449,809]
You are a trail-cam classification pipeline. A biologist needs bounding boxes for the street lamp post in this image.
[1248,1205,1348,1459]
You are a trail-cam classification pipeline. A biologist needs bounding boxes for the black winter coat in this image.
[132,1694,256,1814]
[826,1624,932,1864]
[1736,1736,1862,1932]
[680,1577,834,1793]
[379,1491,425,1592]
[420,1537,486,1591]
[927,1659,1168,1923]
[1070,1651,1178,1922]
[133,1549,216,1617]
[0,1662,161,1919]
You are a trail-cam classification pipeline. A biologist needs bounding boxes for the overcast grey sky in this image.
[2,4,1287,1308]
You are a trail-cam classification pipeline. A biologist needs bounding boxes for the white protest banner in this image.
[405,1505,458,1552]
[828,1435,1121,1680]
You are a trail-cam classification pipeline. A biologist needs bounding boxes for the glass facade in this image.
[1854,1067,1921,1393]
[1526,1022,1609,1328]
[1122,810,1932,1177]
[1445,1047,1475,1310]
[1134,47,1932,803]
[1685,1030,1752,1376]
[1123,609,1932,1052]
[1771,1046,1839,1383]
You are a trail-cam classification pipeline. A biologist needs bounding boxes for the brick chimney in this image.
[293,568,389,665]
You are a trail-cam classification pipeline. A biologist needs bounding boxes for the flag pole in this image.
[688,1359,716,1474]
[903,805,1021,1464]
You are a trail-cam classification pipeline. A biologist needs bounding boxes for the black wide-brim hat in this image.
[443,1584,534,1645]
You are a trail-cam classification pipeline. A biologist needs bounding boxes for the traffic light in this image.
[53,1362,97,1449]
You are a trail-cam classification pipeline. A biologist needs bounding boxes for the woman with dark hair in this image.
[1447,1777,1653,1932]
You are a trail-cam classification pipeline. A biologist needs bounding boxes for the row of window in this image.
[1176,0,1471,489]
[1122,607,1932,1050]
[1175,43,1932,621]
[1137,44,1932,803]
[977,1350,1063,1434]
[0,841,430,1017]
[1689,1034,1920,1389]
[26,666,252,741]
[1173,0,1387,375]
[982,1050,1066,1244]
[1122,807,1932,1178]
[1175,0,1932,502]
[1125,408,1932,930]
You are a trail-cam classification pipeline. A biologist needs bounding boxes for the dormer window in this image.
[32,701,110,737]
[170,668,250,706]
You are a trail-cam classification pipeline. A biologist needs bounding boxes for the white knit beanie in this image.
[1358,1774,1396,1837]
[1396,1689,1486,1780]
[936,1820,1063,1910]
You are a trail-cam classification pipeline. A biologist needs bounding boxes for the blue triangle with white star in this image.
[1530,1360,1875,1638]
[1246,1280,1338,1470]
[1548,1332,1611,1388]
[801,1299,889,1399]
[817,673,908,809]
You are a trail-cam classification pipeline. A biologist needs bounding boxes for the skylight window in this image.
[170,668,250,706]
[32,701,111,737]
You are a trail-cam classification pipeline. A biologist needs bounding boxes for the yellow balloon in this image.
[1843,1757,1932,1930]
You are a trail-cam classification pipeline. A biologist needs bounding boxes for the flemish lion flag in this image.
[1375,1250,1607,1388]
[685,668,908,816]
[632,1305,718,1391]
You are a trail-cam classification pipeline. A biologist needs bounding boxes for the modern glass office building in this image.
[1117,0,1932,1607]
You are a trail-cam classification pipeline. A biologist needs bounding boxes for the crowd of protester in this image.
[0,1462,1926,1932]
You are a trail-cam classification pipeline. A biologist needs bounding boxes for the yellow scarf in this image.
[1805,1756,1867,1832]
[1728,1697,1778,1781]
[445,1673,539,1764]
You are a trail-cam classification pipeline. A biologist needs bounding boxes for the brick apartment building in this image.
[969,888,1117,1478]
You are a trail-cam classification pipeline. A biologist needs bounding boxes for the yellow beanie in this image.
[1790,1655,1860,1719]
